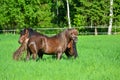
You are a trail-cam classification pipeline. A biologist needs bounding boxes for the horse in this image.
[26,28,78,60]
[17,28,78,60]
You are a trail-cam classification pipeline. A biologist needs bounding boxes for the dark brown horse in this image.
[17,28,78,60]
[26,28,78,60]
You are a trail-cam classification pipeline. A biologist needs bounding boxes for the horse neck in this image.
[64,30,71,43]
[29,31,39,37]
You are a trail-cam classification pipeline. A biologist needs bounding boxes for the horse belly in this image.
[44,37,67,55]
[44,47,57,54]
[44,45,63,55]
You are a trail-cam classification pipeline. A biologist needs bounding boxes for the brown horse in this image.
[26,28,78,60]
[17,28,78,60]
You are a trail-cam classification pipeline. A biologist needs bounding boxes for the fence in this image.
[0,26,120,35]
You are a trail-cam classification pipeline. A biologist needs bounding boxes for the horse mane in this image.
[25,28,47,38]
[28,28,66,39]
[48,29,67,39]
[52,29,70,38]
[25,28,73,40]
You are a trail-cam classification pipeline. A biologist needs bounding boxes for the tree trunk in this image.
[94,27,98,35]
[108,0,113,35]
[56,0,59,25]
[66,0,71,28]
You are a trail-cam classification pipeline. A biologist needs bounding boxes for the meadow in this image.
[0,34,120,80]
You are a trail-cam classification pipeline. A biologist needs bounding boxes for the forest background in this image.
[0,0,120,34]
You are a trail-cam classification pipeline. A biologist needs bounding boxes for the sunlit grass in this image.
[0,34,120,80]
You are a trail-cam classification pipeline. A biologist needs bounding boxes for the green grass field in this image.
[0,34,120,80]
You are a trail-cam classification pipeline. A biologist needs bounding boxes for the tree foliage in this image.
[0,0,120,30]
[113,0,120,26]
[72,0,110,27]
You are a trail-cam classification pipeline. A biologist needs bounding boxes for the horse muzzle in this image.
[72,36,78,42]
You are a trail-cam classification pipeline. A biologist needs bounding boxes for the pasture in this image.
[0,34,120,80]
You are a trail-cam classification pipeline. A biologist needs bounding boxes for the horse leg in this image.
[30,49,37,60]
[26,48,31,61]
[65,48,72,58]
[36,52,43,61]
[29,42,38,60]
[26,43,36,60]
[57,52,62,60]
[73,41,78,58]
[38,52,43,59]
[32,53,37,60]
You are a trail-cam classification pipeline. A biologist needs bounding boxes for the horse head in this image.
[18,28,33,44]
[67,28,79,42]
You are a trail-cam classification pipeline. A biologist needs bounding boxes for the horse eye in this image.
[71,32,73,35]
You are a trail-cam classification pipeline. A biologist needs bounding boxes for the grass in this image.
[0,34,120,80]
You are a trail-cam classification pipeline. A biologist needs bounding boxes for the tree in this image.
[113,0,120,25]
[108,0,113,35]
[0,0,55,30]
[0,0,120,34]
[72,0,109,35]
[66,0,71,28]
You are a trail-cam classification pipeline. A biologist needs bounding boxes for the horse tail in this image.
[13,43,26,60]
